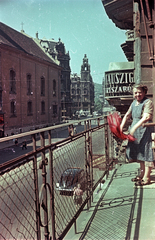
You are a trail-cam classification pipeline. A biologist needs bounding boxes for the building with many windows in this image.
[34,36,72,120]
[0,22,62,137]
[70,54,94,116]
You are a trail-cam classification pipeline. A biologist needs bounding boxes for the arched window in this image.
[41,101,45,114]
[10,100,16,116]
[41,76,45,96]
[10,69,16,94]
[53,79,56,97]
[27,101,33,116]
[27,74,32,95]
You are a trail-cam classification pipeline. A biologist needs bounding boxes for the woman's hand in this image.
[120,110,132,133]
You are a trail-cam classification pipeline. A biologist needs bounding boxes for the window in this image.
[53,105,57,115]
[41,77,45,96]
[27,101,33,115]
[84,88,87,95]
[53,79,56,97]
[41,101,45,114]
[72,89,75,95]
[10,69,16,94]
[10,100,16,117]
[27,74,32,95]
[77,89,81,95]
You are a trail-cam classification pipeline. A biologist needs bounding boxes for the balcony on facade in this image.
[102,0,133,30]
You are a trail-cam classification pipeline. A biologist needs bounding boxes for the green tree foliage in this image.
[94,99,102,113]
[94,83,103,113]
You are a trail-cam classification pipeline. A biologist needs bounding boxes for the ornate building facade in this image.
[34,36,71,120]
[71,54,94,115]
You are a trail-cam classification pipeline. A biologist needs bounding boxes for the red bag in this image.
[107,112,135,142]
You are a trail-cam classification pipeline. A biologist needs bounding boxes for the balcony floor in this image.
[65,162,155,240]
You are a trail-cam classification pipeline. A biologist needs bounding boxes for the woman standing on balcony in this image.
[120,84,154,186]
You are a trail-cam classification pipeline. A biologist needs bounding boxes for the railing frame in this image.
[0,117,116,240]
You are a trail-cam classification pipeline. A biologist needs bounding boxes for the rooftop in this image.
[0,22,58,65]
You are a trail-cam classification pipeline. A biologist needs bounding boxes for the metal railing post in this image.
[74,220,77,234]
[84,120,89,210]
[32,133,41,240]
[89,120,93,203]
[104,117,109,179]
[48,130,56,240]
[108,123,112,162]
[40,132,49,240]
[86,120,91,208]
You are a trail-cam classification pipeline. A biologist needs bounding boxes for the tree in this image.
[94,99,103,114]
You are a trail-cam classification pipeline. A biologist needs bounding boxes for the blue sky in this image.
[0,0,127,84]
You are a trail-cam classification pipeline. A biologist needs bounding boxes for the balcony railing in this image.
[0,116,116,240]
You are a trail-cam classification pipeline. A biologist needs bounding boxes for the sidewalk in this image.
[65,162,155,240]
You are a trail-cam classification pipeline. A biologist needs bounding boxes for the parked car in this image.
[87,114,93,118]
[56,168,86,195]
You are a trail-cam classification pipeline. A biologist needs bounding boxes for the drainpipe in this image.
[139,0,153,60]
[133,1,141,84]
[145,0,154,28]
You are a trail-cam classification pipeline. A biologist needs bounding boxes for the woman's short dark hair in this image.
[133,84,148,94]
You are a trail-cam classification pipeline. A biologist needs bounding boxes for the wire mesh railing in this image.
[0,117,116,240]
[52,136,86,238]
[0,158,38,240]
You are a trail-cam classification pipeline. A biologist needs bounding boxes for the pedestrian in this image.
[74,127,77,135]
[68,124,74,137]
[73,184,83,210]
[120,84,154,186]
[22,140,27,150]
[14,138,18,146]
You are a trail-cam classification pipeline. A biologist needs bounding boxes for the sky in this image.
[0,0,127,84]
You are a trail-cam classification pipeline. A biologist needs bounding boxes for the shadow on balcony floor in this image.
[65,162,155,240]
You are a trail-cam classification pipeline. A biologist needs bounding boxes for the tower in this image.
[80,54,94,114]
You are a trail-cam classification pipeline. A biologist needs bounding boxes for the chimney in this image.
[36,31,38,39]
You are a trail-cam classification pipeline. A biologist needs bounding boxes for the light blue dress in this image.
[126,97,154,162]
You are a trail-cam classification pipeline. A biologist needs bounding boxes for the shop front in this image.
[105,62,134,114]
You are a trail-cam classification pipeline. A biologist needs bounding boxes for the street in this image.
[0,123,81,164]
[0,120,100,164]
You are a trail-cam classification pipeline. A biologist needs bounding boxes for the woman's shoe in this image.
[135,180,150,186]
[131,176,142,182]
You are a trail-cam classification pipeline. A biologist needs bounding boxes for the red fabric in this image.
[107,112,135,142]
